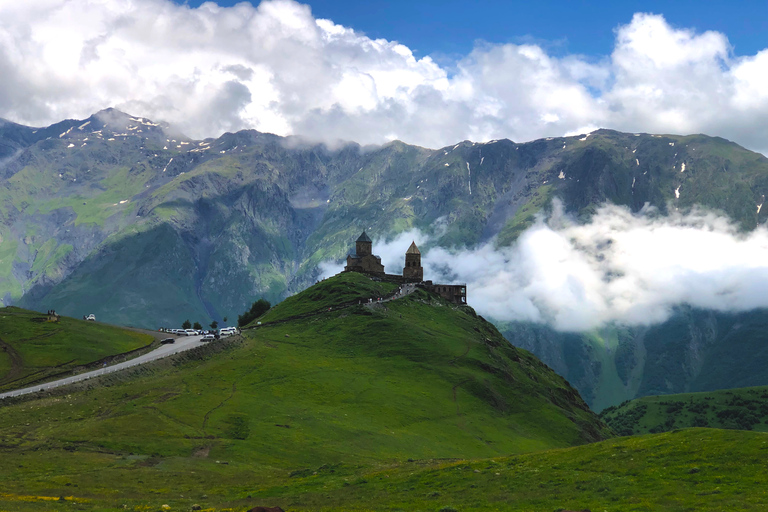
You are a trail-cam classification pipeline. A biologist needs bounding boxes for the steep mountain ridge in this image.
[4,111,766,329]
[501,307,768,411]
[4,110,768,409]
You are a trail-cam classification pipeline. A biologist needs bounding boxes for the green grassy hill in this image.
[0,306,154,392]
[600,385,768,436]
[0,272,610,510]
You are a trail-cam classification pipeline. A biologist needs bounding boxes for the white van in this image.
[219,327,238,337]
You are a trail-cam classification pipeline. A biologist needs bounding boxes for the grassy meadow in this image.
[2,274,768,511]
[0,427,766,511]
[0,307,155,392]
[0,273,612,510]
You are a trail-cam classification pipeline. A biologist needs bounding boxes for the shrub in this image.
[238,298,271,327]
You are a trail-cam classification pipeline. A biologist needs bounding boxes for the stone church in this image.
[344,231,384,274]
[344,231,466,304]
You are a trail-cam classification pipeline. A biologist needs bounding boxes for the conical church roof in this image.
[406,241,420,254]
[357,231,372,243]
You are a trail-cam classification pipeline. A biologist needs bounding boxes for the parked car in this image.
[185,329,197,336]
[201,334,215,341]
[160,338,175,345]
[86,314,96,321]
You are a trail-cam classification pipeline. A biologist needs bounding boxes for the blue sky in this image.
[176,0,767,60]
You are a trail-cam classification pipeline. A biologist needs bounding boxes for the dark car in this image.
[160,338,175,345]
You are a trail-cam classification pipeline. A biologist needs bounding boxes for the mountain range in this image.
[3,108,768,409]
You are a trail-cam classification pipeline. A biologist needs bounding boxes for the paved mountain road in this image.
[0,335,207,400]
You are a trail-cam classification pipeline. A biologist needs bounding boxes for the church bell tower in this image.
[402,241,423,281]
[356,231,372,256]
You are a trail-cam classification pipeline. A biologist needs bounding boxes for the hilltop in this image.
[0,272,610,510]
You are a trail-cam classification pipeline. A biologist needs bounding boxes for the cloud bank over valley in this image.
[323,202,768,332]
[0,1,768,153]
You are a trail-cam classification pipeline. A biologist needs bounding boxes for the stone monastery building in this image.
[344,231,467,304]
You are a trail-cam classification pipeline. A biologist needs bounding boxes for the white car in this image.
[86,314,96,321]
[201,334,215,341]
[185,329,197,336]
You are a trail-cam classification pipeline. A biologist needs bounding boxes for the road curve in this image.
[0,335,208,400]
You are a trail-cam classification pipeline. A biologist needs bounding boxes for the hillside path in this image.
[246,282,421,330]
[364,282,418,306]
[0,335,207,400]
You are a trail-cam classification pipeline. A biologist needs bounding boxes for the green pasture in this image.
[0,274,609,510]
[0,427,766,511]
[0,307,154,392]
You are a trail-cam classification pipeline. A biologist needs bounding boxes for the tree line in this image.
[177,298,271,330]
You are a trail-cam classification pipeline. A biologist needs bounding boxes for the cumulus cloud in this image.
[0,2,767,154]
[416,201,768,331]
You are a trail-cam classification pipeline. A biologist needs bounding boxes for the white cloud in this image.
[318,203,768,331]
[0,3,767,154]
[419,201,768,331]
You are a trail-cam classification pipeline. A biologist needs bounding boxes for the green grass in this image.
[258,272,399,323]
[0,427,766,511]
[0,274,610,510]
[235,428,768,511]
[601,385,768,436]
[0,307,154,392]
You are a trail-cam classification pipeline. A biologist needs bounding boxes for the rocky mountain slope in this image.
[500,307,768,411]
[3,109,768,408]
